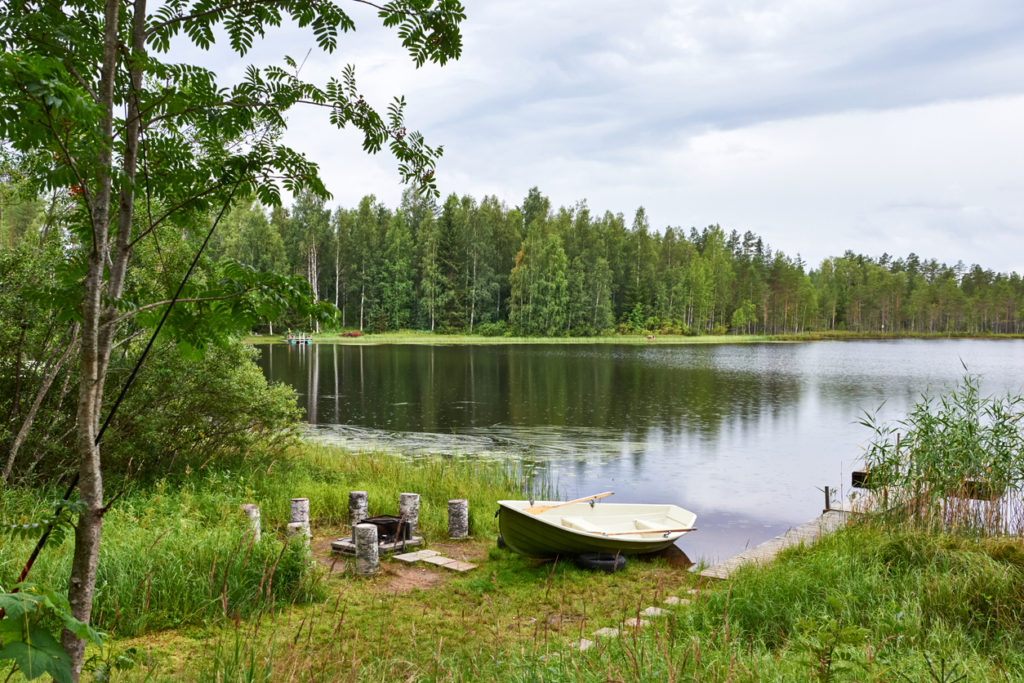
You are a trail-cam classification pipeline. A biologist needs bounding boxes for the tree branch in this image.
[102,289,258,329]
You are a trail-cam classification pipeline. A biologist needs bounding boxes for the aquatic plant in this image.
[859,373,1024,532]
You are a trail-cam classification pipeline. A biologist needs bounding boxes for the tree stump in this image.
[400,493,420,537]
[354,523,379,576]
[239,504,261,542]
[287,522,311,551]
[290,497,310,523]
[349,491,368,541]
[448,498,469,538]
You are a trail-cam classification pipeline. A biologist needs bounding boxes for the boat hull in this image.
[497,500,696,558]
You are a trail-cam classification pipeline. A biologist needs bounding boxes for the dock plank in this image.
[700,510,849,581]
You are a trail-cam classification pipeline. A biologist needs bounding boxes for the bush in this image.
[100,339,301,479]
[475,321,508,337]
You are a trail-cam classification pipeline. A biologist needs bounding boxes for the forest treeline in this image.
[4,180,1023,336]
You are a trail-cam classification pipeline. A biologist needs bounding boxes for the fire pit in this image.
[361,515,412,544]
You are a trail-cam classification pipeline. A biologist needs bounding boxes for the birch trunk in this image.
[62,0,147,676]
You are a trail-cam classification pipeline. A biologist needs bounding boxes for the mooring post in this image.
[354,522,379,576]
[399,493,420,538]
[448,498,469,539]
[824,486,831,512]
[239,504,261,541]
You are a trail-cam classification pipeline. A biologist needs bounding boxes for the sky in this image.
[192,1,1024,273]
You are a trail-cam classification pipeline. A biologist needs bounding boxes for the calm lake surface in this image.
[255,339,1024,563]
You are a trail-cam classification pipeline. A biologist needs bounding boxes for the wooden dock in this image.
[699,509,850,581]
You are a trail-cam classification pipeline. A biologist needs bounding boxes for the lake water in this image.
[255,339,1024,563]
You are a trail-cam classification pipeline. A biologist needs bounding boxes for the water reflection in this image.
[257,340,1024,563]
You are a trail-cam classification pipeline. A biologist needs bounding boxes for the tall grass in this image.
[1,479,319,638]
[0,444,537,642]
[859,373,1024,534]
[244,443,548,537]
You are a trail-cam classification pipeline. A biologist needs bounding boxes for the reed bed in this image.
[858,373,1024,536]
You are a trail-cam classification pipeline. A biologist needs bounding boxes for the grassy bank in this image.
[121,508,1024,681]
[248,329,1024,345]
[248,331,770,345]
[0,445,538,641]
[6,442,1024,680]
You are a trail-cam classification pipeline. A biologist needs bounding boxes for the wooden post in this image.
[400,493,420,537]
[824,486,831,512]
[349,491,368,527]
[448,499,469,539]
[239,504,261,541]
[354,523,379,576]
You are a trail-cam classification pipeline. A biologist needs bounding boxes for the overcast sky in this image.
[196,1,1024,273]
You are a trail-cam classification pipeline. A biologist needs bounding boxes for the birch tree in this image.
[0,0,463,676]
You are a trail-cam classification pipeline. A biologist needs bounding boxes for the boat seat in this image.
[561,516,604,534]
[633,519,663,531]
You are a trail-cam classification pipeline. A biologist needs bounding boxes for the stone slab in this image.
[422,555,456,567]
[575,638,595,652]
[623,618,649,628]
[393,549,440,563]
[441,559,477,572]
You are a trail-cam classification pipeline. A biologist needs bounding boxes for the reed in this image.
[858,373,1024,535]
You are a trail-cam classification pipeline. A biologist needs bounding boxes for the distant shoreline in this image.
[245,330,1024,345]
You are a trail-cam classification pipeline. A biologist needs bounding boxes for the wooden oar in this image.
[525,491,614,515]
[601,527,697,536]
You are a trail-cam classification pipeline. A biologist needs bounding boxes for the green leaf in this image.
[0,625,72,683]
[0,592,42,621]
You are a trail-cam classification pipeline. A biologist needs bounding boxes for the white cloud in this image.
[176,0,1024,272]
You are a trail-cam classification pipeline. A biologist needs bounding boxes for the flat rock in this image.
[592,627,620,638]
[686,589,701,595]
[441,559,477,572]
[623,618,649,628]
[640,606,668,617]
[393,549,440,563]
[664,596,691,606]
[422,555,456,567]
[575,638,595,652]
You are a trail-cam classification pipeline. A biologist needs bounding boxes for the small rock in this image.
[593,627,620,638]
[624,618,649,628]
[575,638,595,651]
[640,606,667,617]
[665,596,692,606]
[686,588,701,595]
